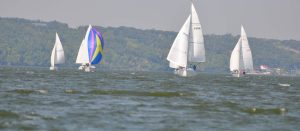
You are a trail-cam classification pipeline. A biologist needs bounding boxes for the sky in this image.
[0,0,299,40]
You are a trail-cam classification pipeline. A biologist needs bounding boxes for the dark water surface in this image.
[0,67,299,130]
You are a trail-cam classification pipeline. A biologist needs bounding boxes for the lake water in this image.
[0,67,299,130]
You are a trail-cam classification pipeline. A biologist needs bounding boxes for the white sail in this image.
[76,39,89,64]
[169,62,180,69]
[50,44,56,68]
[241,26,254,72]
[54,33,65,64]
[230,26,254,74]
[50,33,65,69]
[189,3,205,63]
[167,2,206,77]
[230,38,241,71]
[167,15,191,68]
[76,25,92,64]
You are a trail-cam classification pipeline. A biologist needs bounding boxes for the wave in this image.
[12,89,35,95]
[0,110,20,118]
[242,107,287,115]
[88,89,193,97]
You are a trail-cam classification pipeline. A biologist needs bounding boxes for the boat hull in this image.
[50,66,57,71]
[231,72,242,77]
[78,65,95,72]
[174,68,197,77]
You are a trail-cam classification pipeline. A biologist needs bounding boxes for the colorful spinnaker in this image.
[87,27,104,64]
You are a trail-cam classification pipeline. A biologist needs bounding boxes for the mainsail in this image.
[76,39,89,64]
[241,26,254,72]
[189,3,205,63]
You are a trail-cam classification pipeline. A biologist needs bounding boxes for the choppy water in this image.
[0,67,299,130]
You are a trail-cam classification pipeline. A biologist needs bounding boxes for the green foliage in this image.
[1,17,300,72]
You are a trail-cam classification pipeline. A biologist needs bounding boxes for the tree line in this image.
[1,17,300,73]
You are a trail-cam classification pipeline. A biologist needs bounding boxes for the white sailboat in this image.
[230,26,254,77]
[167,3,205,77]
[50,33,65,70]
[76,25,105,72]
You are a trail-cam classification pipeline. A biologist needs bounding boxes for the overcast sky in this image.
[0,0,299,40]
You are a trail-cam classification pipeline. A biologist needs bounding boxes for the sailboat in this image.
[50,33,65,70]
[167,3,205,77]
[76,25,104,72]
[229,26,254,77]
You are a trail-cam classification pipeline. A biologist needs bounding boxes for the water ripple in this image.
[0,67,299,130]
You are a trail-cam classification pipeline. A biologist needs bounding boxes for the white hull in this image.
[231,70,245,77]
[231,72,242,77]
[174,68,197,77]
[78,65,95,72]
[50,66,57,71]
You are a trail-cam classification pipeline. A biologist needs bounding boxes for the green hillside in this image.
[1,17,300,73]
